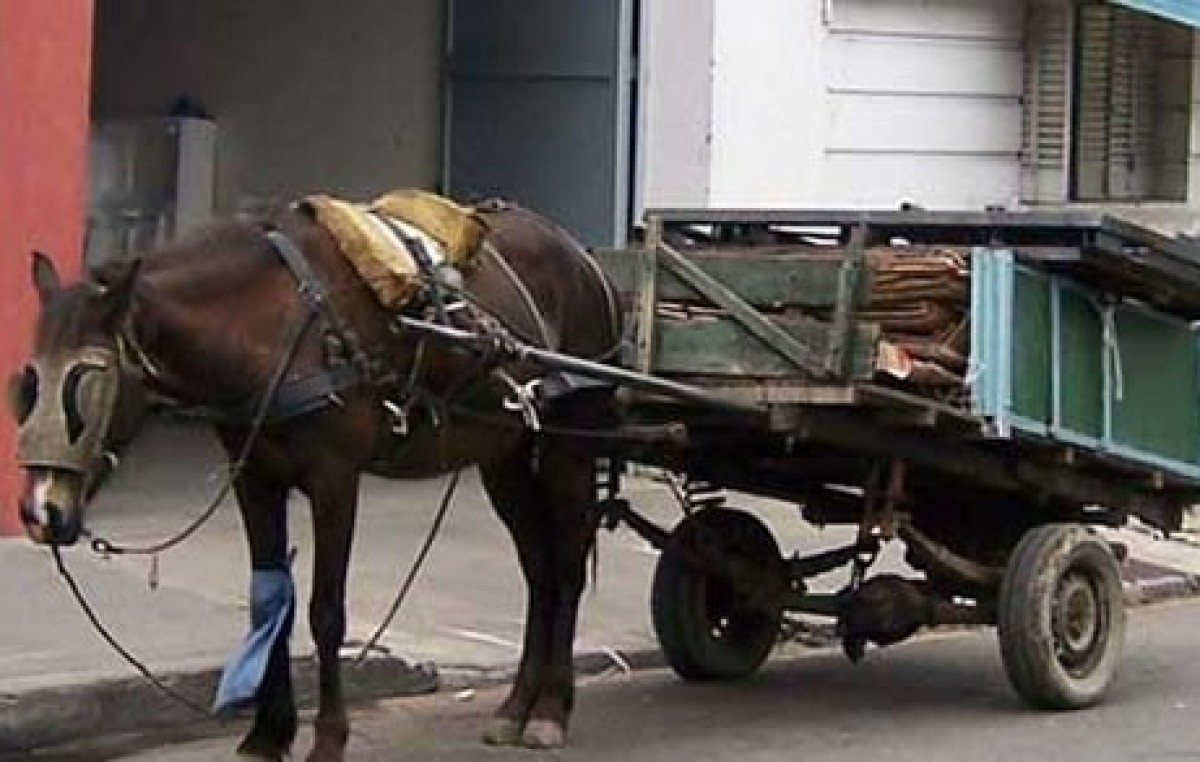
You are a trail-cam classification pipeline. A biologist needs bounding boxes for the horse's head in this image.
[10,252,145,545]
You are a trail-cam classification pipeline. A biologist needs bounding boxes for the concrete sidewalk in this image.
[3,418,1200,754]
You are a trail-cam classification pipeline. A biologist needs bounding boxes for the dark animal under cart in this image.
[590,208,1200,709]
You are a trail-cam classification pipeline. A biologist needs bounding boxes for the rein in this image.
[50,543,215,716]
[87,303,320,558]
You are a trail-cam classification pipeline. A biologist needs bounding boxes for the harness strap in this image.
[224,230,377,422]
[370,211,458,324]
[267,229,334,315]
[476,241,556,350]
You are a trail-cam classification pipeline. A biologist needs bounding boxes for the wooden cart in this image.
[586,208,1200,708]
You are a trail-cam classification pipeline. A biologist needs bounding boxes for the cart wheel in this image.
[651,508,784,681]
[997,523,1125,709]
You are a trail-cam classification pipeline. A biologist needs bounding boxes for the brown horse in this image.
[11,198,622,760]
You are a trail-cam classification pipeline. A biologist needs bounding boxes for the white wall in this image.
[92,0,444,214]
[636,0,715,214]
[1189,32,1200,204]
[704,0,1025,210]
[708,0,826,207]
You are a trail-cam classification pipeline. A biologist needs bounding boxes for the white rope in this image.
[1099,301,1125,402]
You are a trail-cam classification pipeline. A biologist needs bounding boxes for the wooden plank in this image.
[633,217,663,373]
[655,243,834,378]
[632,380,864,406]
[592,247,851,309]
[826,225,867,376]
[649,315,877,379]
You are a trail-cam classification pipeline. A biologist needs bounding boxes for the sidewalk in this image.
[3,418,1200,753]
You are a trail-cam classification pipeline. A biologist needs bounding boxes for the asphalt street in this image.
[35,598,1200,762]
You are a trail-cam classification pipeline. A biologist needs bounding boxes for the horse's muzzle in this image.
[19,474,83,546]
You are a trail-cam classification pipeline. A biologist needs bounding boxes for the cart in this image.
[582,208,1200,709]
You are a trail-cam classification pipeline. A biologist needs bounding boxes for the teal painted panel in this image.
[1057,289,1104,438]
[1112,0,1200,28]
[1012,270,1052,424]
[1110,308,1200,464]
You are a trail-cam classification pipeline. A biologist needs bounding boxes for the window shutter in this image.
[1021,0,1073,204]
[1072,4,1187,202]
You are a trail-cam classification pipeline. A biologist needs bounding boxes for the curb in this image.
[1122,559,1200,605]
[0,653,436,755]
[0,645,665,756]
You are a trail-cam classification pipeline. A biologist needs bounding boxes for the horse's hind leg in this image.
[480,445,599,750]
[301,465,360,762]
[524,448,600,749]
[229,465,298,760]
[479,446,556,747]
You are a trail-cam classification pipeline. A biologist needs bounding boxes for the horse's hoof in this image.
[521,719,566,750]
[236,745,285,761]
[481,716,524,747]
[308,720,348,761]
[237,734,288,761]
[305,741,346,762]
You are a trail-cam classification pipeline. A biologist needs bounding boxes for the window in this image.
[1021,0,1194,204]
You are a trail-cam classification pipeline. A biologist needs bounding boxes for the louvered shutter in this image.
[1072,3,1188,201]
[1073,4,1153,200]
[1021,0,1073,204]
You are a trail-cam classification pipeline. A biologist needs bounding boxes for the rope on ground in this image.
[353,469,462,665]
[50,544,214,718]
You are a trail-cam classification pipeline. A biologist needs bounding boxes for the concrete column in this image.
[0,0,94,534]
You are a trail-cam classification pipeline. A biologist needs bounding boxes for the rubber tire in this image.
[997,523,1125,710]
[651,508,783,682]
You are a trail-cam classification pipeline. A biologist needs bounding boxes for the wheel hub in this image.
[1055,572,1101,665]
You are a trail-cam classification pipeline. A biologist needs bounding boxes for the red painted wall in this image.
[0,0,95,534]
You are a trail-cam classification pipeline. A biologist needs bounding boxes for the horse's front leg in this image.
[229,465,298,760]
[302,466,360,762]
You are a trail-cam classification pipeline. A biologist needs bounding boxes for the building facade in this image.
[2,0,1199,532]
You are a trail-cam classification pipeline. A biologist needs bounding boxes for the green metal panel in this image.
[1057,288,1104,438]
[1011,270,1053,425]
[973,249,1200,478]
[1110,308,1200,463]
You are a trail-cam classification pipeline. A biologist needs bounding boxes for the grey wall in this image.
[92,0,444,213]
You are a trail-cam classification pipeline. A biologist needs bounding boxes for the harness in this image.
[122,205,617,430]
[228,229,387,422]
[226,221,529,427]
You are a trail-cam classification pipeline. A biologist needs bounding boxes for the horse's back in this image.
[478,205,621,361]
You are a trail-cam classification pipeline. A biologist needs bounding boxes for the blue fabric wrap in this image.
[213,567,295,713]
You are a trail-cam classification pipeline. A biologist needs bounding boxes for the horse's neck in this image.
[130,241,287,406]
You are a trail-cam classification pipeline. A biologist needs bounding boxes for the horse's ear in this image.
[31,251,62,305]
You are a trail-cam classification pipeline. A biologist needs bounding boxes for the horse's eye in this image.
[62,364,107,443]
[6,365,38,424]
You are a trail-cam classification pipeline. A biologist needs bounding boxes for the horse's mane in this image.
[135,217,282,301]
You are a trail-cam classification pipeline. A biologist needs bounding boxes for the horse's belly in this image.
[366,420,521,479]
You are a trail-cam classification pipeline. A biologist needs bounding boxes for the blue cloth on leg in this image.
[214,567,295,713]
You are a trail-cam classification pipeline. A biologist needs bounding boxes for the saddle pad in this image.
[303,189,487,310]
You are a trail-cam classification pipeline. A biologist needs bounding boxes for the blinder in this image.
[7,364,37,425]
[15,347,122,474]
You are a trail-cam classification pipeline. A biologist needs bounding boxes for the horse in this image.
[10,195,624,760]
